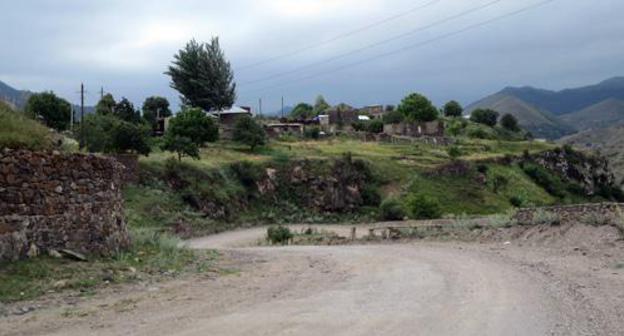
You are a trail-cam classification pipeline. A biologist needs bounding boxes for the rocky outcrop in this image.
[0,149,130,262]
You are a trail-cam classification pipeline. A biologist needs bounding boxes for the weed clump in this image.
[379,199,406,221]
[267,226,293,245]
[406,194,442,220]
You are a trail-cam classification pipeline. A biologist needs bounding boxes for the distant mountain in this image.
[0,79,94,119]
[0,80,32,109]
[466,93,575,139]
[560,125,624,184]
[498,77,624,115]
[558,99,624,131]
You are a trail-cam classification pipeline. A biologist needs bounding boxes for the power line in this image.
[237,0,441,70]
[239,0,504,87]
[240,0,556,96]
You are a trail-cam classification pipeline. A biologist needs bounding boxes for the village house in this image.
[383,120,445,137]
[358,105,385,119]
[208,105,253,126]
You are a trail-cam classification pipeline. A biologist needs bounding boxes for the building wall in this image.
[0,149,130,261]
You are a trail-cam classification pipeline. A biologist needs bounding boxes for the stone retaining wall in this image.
[513,203,624,224]
[0,149,130,262]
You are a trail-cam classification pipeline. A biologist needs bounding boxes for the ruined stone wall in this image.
[0,149,130,262]
[513,203,624,224]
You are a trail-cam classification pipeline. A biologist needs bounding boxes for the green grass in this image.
[0,101,53,150]
[0,228,216,303]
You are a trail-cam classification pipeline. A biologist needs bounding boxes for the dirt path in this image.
[2,225,623,336]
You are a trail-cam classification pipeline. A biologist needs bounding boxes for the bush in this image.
[500,113,520,132]
[532,209,561,226]
[447,146,462,160]
[367,120,384,134]
[25,92,72,131]
[470,108,499,127]
[304,126,321,139]
[379,199,406,221]
[522,163,566,198]
[443,100,463,117]
[230,161,263,189]
[161,135,199,161]
[233,115,267,150]
[361,185,382,206]
[166,107,219,146]
[82,114,151,155]
[509,196,524,207]
[267,226,293,245]
[405,194,442,219]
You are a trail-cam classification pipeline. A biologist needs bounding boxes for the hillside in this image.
[0,100,53,150]
[558,98,624,131]
[466,93,575,139]
[497,77,624,115]
[560,125,624,183]
[0,80,32,109]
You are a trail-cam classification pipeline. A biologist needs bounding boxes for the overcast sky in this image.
[1,0,622,112]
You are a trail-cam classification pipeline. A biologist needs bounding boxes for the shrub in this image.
[83,114,151,155]
[161,135,199,161]
[476,164,489,174]
[447,146,462,160]
[367,120,384,134]
[500,113,520,132]
[522,163,566,198]
[304,126,321,139]
[166,107,219,146]
[509,196,524,207]
[532,209,561,226]
[361,185,382,207]
[230,161,263,189]
[267,226,293,245]
[470,108,499,127]
[25,92,72,131]
[233,115,267,151]
[405,194,442,219]
[379,199,406,221]
[491,175,509,193]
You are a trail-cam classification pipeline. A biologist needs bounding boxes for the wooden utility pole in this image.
[80,83,85,149]
[100,87,104,100]
[258,98,263,116]
[281,96,284,118]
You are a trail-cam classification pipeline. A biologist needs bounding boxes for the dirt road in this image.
[2,224,623,335]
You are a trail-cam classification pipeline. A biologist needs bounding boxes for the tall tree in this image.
[313,95,330,114]
[166,38,236,111]
[25,92,72,131]
[470,108,499,127]
[96,93,116,115]
[397,93,438,122]
[142,96,172,127]
[114,98,141,123]
[500,113,520,131]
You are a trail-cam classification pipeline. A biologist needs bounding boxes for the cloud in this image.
[0,0,623,111]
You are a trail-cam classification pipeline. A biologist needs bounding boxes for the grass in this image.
[0,228,216,303]
[0,101,53,150]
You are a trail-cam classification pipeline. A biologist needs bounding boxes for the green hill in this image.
[0,100,53,150]
[466,93,575,139]
[558,98,624,131]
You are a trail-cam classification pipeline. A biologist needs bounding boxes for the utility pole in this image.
[80,83,85,149]
[100,87,104,100]
[281,96,284,118]
[258,98,262,117]
[70,106,74,131]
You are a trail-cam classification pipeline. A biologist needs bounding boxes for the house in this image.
[325,103,358,125]
[208,105,253,126]
[383,120,445,137]
[358,105,385,119]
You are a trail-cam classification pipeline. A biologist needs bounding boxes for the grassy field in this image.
[0,101,53,151]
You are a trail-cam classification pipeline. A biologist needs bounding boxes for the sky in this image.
[1,0,623,113]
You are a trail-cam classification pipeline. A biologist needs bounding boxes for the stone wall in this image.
[513,203,624,224]
[0,149,130,262]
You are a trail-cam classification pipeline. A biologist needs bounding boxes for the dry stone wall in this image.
[0,149,130,262]
[513,203,624,224]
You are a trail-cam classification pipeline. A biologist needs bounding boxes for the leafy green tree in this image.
[82,114,150,155]
[161,135,199,161]
[500,113,520,132]
[166,107,219,146]
[443,100,463,117]
[291,103,315,119]
[166,38,236,111]
[397,93,438,122]
[313,95,330,114]
[233,115,267,151]
[142,96,172,127]
[96,93,116,115]
[114,98,141,123]
[25,92,72,131]
[367,120,384,133]
[470,108,499,127]
[385,105,395,112]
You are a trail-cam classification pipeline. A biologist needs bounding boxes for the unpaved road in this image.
[2,224,624,336]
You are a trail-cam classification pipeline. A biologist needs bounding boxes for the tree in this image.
[96,94,116,115]
[290,103,314,119]
[161,135,199,161]
[25,92,72,131]
[385,105,395,112]
[500,113,520,132]
[233,115,267,151]
[166,38,236,111]
[397,93,438,122]
[470,108,499,127]
[383,110,405,124]
[367,120,384,133]
[142,96,172,127]
[114,98,141,123]
[82,114,150,155]
[443,100,463,117]
[165,107,219,146]
[313,95,330,114]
